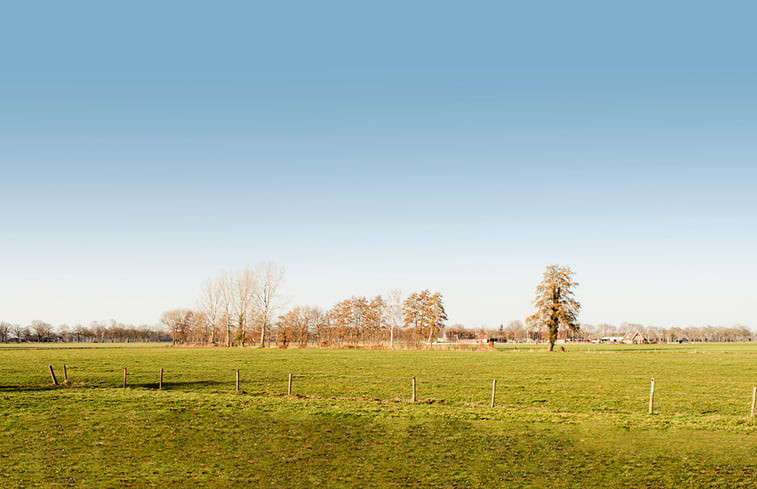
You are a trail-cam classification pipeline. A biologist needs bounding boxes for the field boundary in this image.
[14,364,754,419]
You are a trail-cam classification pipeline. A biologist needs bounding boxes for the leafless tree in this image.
[57,324,71,342]
[386,289,403,349]
[504,320,526,342]
[234,267,257,347]
[199,277,224,344]
[0,322,11,343]
[255,262,284,347]
[160,309,196,344]
[215,272,234,347]
[31,320,53,342]
[14,325,31,342]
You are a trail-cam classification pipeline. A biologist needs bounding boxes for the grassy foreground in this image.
[1,343,755,488]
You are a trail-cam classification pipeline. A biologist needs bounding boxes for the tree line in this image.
[492,321,753,343]
[0,320,163,343]
[160,263,447,348]
[2,264,753,347]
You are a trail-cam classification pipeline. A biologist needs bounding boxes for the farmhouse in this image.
[621,331,649,344]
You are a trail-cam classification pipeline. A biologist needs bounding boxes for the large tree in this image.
[526,265,580,351]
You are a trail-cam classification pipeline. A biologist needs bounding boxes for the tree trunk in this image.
[548,321,558,352]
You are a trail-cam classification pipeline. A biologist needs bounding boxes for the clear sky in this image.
[1,1,755,329]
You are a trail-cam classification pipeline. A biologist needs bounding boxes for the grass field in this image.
[1,343,755,487]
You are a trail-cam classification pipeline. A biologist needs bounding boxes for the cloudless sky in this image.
[1,1,755,329]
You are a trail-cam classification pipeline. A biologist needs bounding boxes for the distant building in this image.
[621,331,649,344]
[600,336,625,343]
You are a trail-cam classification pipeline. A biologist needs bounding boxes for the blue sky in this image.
[1,1,755,329]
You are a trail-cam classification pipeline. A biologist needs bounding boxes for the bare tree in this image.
[505,320,526,342]
[0,322,11,343]
[73,324,85,343]
[386,290,403,349]
[57,324,71,342]
[234,268,257,347]
[160,309,196,345]
[16,325,31,342]
[30,320,53,342]
[255,262,284,347]
[215,272,234,347]
[10,324,25,342]
[199,277,224,344]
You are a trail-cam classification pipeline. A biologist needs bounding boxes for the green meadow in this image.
[1,343,755,488]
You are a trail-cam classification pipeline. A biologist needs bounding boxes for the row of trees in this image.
[488,321,753,344]
[159,264,448,347]
[4,264,752,348]
[3,316,747,346]
[277,289,446,347]
[166,289,446,348]
[0,320,163,343]
[162,263,285,346]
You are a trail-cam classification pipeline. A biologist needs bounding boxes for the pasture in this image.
[1,343,755,487]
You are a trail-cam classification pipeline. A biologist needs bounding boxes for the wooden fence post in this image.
[287,373,293,396]
[159,368,163,390]
[490,379,497,408]
[48,365,58,386]
[63,365,68,383]
[648,378,655,415]
[751,386,756,418]
[412,376,417,403]
[123,367,127,388]
[236,369,240,393]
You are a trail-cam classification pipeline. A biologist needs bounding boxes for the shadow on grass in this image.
[129,380,231,390]
[0,384,62,392]
[0,379,231,392]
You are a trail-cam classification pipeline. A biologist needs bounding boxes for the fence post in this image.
[48,365,59,386]
[123,367,127,388]
[287,373,293,396]
[490,379,497,408]
[236,369,240,393]
[63,365,68,383]
[751,386,756,418]
[648,378,655,415]
[159,368,164,390]
[412,376,417,403]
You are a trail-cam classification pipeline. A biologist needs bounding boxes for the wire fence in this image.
[5,364,755,419]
